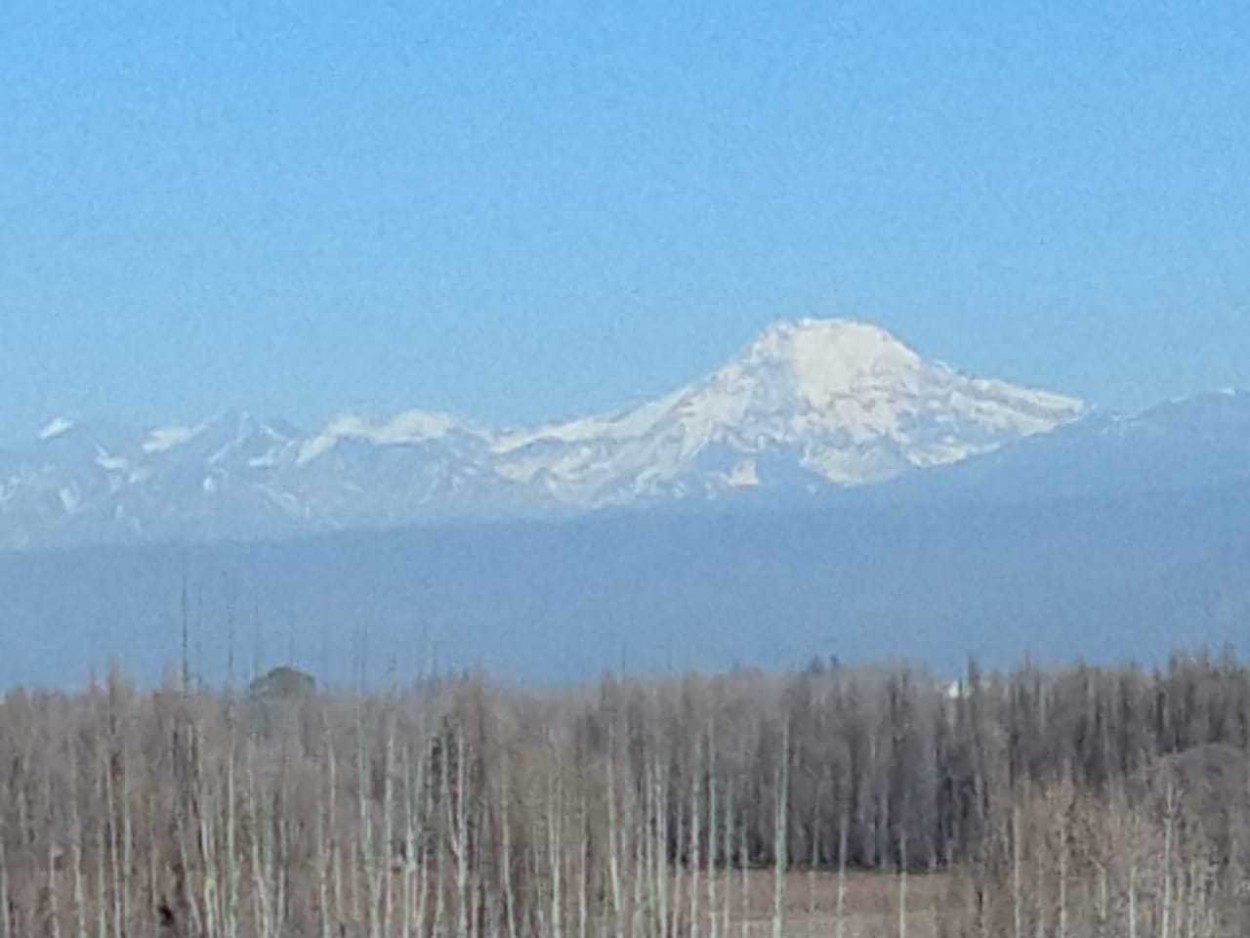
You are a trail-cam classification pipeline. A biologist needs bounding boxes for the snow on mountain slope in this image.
[0,319,1085,548]
[297,410,463,464]
[878,388,1250,506]
[493,319,1084,505]
[38,417,75,441]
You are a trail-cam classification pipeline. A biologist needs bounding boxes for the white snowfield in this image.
[0,319,1084,547]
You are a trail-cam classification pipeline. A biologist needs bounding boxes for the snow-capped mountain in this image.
[0,319,1084,549]
[493,319,1082,505]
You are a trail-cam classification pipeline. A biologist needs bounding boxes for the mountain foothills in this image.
[0,319,1089,550]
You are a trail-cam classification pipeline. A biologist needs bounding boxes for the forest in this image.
[2,650,1249,936]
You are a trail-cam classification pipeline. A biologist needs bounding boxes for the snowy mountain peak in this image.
[723,318,931,411]
[492,319,1085,503]
[745,318,922,377]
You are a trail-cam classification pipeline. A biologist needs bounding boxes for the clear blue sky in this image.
[2,0,1248,443]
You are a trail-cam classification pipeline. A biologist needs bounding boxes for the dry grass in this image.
[731,869,950,937]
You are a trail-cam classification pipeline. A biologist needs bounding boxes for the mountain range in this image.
[1,319,1090,550]
[4,317,1250,686]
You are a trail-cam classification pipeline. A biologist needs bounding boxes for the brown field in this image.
[728,869,950,937]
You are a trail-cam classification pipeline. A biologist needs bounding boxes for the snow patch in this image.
[95,451,129,472]
[726,458,760,488]
[143,425,203,454]
[39,417,75,441]
[58,486,81,514]
[298,410,459,464]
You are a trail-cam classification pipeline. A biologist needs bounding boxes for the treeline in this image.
[1,651,1249,936]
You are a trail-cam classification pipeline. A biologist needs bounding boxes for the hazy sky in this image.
[2,0,1248,443]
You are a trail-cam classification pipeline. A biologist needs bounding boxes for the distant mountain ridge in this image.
[876,388,1250,506]
[0,317,1097,549]
[5,323,1250,685]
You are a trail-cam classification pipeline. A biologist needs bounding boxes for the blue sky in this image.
[2,0,1248,443]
